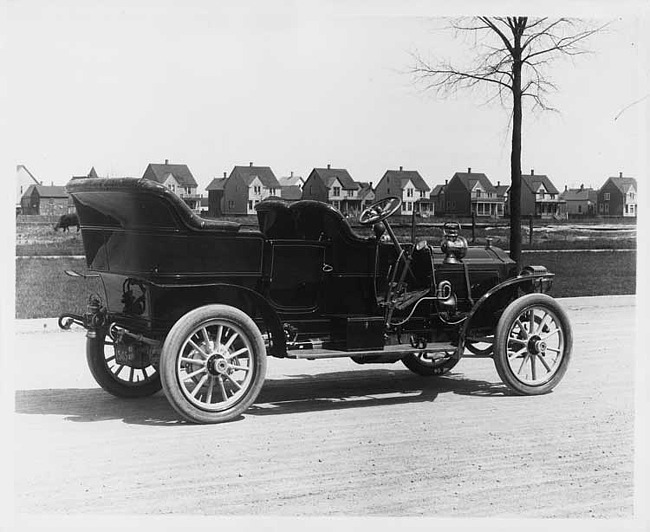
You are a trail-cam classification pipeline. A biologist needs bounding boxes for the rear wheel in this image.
[160,305,267,424]
[86,332,162,398]
[402,351,459,376]
[493,294,572,395]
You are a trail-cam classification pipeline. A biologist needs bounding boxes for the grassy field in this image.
[16,217,636,256]
[15,251,636,319]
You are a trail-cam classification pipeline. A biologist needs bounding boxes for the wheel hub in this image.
[207,355,229,376]
[527,335,547,355]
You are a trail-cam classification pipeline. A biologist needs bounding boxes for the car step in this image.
[287,341,455,360]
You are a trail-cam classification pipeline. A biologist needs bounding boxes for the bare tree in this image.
[413,17,605,264]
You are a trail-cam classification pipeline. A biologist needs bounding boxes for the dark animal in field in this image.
[53,213,80,232]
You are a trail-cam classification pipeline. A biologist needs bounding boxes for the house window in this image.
[476,190,481,198]
[630,204,635,214]
[248,200,253,210]
[185,187,192,194]
[168,183,176,192]
[420,190,426,198]
[333,186,341,196]
[578,205,582,214]
[406,189,413,198]
[228,200,235,209]
[254,186,261,194]
[347,190,353,197]
[604,193,610,200]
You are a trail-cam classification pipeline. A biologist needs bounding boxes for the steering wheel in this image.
[359,196,402,226]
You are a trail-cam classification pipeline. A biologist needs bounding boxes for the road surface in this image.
[13,295,636,519]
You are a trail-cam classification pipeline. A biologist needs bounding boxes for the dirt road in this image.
[13,296,636,519]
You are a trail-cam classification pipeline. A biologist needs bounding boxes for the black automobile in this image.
[60,177,572,423]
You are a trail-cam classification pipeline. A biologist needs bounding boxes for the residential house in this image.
[430,182,447,216]
[278,172,305,190]
[142,160,201,212]
[374,167,432,216]
[20,184,68,215]
[223,163,281,215]
[206,172,228,217]
[356,182,376,212]
[301,164,361,213]
[597,173,637,217]
[16,165,41,212]
[514,170,564,219]
[280,185,303,202]
[444,168,504,217]
[560,184,597,217]
[495,181,510,216]
[71,167,99,180]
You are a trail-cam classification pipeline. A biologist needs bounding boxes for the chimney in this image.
[399,166,403,171]
[165,159,169,165]
[445,179,448,185]
[249,162,253,167]
[564,185,568,192]
[580,183,584,190]
[619,171,623,178]
[497,181,501,187]
[290,171,294,177]
[327,163,331,169]
[223,171,227,178]
[531,169,534,175]
[467,167,471,174]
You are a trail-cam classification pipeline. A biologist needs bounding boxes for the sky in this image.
[3,1,648,193]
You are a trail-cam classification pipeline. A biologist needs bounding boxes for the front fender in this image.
[457,268,555,353]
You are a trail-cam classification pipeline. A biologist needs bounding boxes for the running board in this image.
[287,342,455,360]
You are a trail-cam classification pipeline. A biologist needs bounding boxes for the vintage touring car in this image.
[60,177,572,423]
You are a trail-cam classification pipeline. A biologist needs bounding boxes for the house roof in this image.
[561,187,597,202]
[452,171,497,193]
[144,163,198,187]
[26,184,68,198]
[380,169,430,192]
[430,184,446,197]
[17,165,41,185]
[311,167,358,190]
[279,175,303,187]
[280,185,303,201]
[521,173,559,195]
[231,165,281,189]
[206,177,228,191]
[356,182,374,200]
[72,167,99,180]
[605,176,637,194]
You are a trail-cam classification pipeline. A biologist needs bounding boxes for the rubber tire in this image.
[160,305,267,424]
[402,353,459,376]
[86,332,162,398]
[493,293,572,395]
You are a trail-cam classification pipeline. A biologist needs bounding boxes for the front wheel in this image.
[493,294,572,395]
[160,305,267,424]
[86,332,162,398]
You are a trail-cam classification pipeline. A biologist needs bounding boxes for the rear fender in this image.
[150,282,286,357]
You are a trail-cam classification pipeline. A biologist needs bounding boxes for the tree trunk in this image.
[509,44,523,266]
